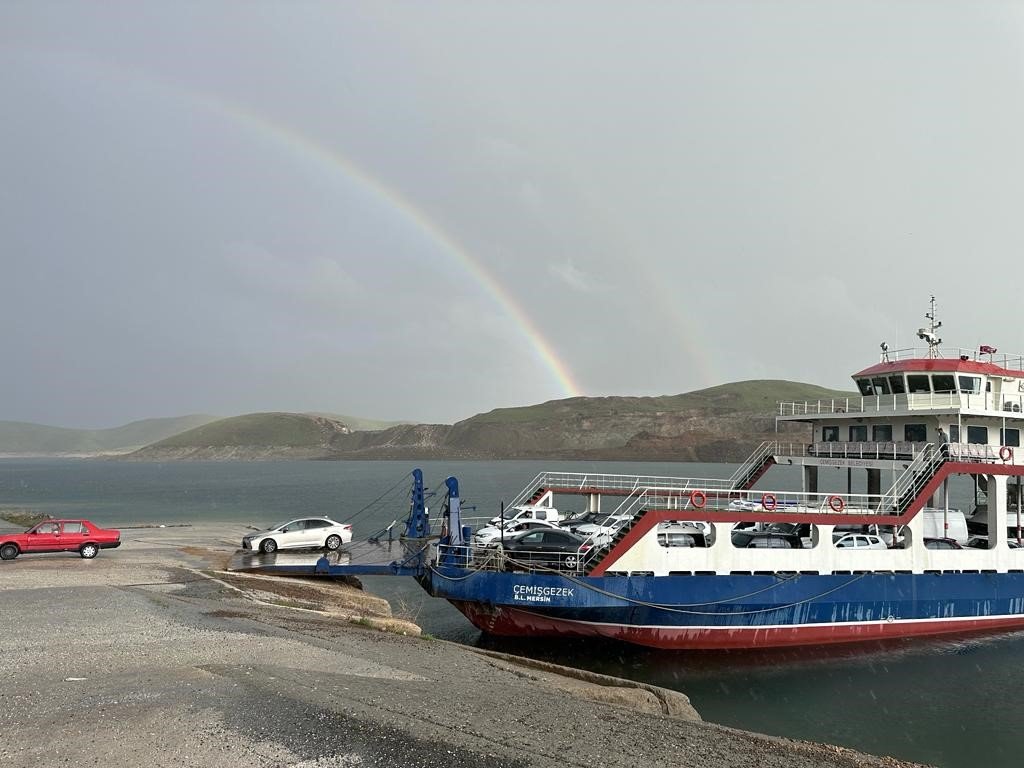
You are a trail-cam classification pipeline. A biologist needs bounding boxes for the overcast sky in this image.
[4,2,1024,428]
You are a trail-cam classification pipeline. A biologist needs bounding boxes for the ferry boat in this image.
[422,298,1024,649]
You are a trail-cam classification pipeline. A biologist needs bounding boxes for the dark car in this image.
[0,519,121,560]
[497,528,592,569]
[731,531,803,549]
[924,537,963,550]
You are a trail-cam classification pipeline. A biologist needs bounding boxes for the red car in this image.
[0,519,121,560]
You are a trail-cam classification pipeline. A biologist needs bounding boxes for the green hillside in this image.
[0,415,219,455]
[147,412,349,450]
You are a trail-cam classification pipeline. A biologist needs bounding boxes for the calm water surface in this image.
[0,457,1015,768]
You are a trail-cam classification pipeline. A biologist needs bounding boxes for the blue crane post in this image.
[404,468,430,539]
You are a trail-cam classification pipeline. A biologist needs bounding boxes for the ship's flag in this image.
[980,345,998,354]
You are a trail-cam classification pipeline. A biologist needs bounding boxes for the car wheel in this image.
[0,543,19,561]
[563,554,578,568]
[80,543,99,559]
[260,539,278,554]
[325,534,342,551]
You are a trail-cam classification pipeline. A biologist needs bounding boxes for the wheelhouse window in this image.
[905,423,927,442]
[889,375,906,394]
[950,425,960,442]
[856,378,874,396]
[932,375,956,393]
[872,424,893,441]
[959,376,982,394]
[967,426,989,445]
[870,377,890,395]
[822,426,839,442]
[1001,428,1021,448]
[907,375,931,394]
[849,425,867,442]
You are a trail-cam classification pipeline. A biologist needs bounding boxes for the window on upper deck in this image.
[967,426,989,445]
[822,426,839,442]
[872,424,892,441]
[905,423,927,442]
[1001,428,1021,448]
[932,375,956,393]
[959,376,981,394]
[856,379,874,396]
[907,375,931,394]
[871,377,890,395]
[950,425,960,442]
[849,425,867,442]
[889,375,906,394]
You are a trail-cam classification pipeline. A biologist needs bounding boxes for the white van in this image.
[920,508,968,545]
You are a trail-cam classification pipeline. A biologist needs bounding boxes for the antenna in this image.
[917,295,942,358]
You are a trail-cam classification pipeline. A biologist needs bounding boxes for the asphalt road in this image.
[0,524,930,768]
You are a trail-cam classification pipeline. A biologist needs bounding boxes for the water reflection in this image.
[228,548,351,570]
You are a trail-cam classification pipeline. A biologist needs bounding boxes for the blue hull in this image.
[425,568,1024,648]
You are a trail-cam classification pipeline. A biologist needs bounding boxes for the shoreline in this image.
[0,520,931,767]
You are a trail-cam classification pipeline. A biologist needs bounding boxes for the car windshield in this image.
[268,520,291,531]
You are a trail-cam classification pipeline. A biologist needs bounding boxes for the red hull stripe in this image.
[452,602,1024,649]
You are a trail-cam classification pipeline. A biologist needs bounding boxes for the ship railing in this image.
[502,472,551,510]
[435,542,592,575]
[728,441,776,488]
[776,441,922,461]
[884,443,946,513]
[871,345,1024,370]
[507,471,737,501]
[779,391,1024,416]
[642,488,889,516]
[774,441,1001,463]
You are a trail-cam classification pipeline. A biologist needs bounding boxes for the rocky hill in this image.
[322,380,845,462]
[126,380,850,461]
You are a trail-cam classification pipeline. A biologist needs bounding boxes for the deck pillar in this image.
[587,493,601,513]
[992,474,1009,547]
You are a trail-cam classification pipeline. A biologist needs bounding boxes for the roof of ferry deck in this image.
[853,359,1024,379]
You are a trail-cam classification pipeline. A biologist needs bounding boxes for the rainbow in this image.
[209,99,584,398]
[25,47,584,399]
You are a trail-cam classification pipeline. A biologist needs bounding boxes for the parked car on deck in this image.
[242,517,353,554]
[924,537,962,550]
[496,528,592,569]
[833,533,888,550]
[0,519,121,560]
[731,531,803,549]
[472,519,562,548]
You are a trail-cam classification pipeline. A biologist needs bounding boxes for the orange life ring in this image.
[690,490,707,509]
[1000,446,1014,462]
[761,493,777,511]
[828,495,845,513]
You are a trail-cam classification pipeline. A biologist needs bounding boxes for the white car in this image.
[574,513,633,546]
[472,519,563,548]
[832,532,888,550]
[242,517,353,554]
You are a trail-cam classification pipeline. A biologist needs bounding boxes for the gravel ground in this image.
[0,524,932,768]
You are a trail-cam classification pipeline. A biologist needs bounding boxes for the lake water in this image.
[0,457,1016,768]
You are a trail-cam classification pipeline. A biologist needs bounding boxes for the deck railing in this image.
[875,346,1024,370]
[774,441,1000,462]
[779,391,1024,416]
